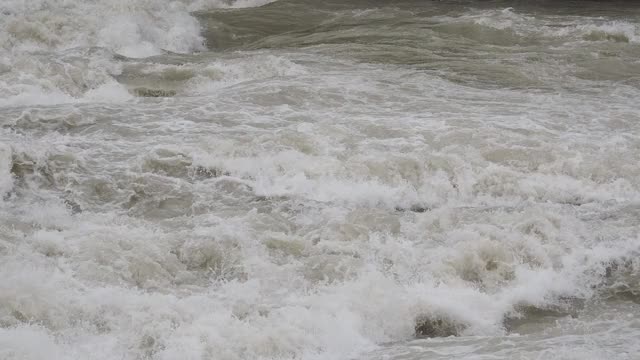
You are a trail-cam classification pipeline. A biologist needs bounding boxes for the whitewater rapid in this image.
[1,0,639,359]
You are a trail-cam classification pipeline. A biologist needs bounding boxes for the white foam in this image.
[0,142,12,198]
[84,82,133,103]
[447,8,639,44]
[0,0,283,107]
[576,21,639,43]
[188,0,279,11]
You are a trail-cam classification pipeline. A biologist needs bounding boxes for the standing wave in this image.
[0,0,277,106]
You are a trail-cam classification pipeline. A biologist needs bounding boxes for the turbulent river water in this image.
[1,0,640,359]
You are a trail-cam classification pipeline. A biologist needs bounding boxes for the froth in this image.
[0,142,12,197]
[0,0,282,107]
[444,8,640,45]
[2,0,206,57]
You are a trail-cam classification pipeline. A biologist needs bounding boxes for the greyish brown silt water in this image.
[0,0,639,359]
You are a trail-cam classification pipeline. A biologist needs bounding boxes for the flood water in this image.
[1,1,639,359]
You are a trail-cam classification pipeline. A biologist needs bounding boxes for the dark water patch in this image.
[10,153,55,188]
[123,175,196,219]
[503,299,584,334]
[189,165,230,180]
[603,286,640,304]
[174,238,246,281]
[142,149,230,180]
[63,198,82,215]
[195,1,330,51]
[132,87,177,98]
[431,21,529,46]
[395,204,430,213]
[142,150,192,178]
[584,31,630,43]
[599,256,640,304]
[604,257,635,279]
[191,0,640,92]
[195,0,640,52]
[415,315,466,338]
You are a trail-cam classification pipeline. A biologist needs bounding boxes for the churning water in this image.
[1,0,639,359]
